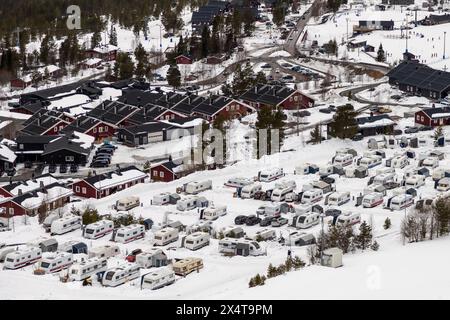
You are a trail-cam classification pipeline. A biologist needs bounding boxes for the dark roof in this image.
[119,122,172,136]
[387,61,450,93]
[156,161,179,172]
[420,106,450,118]
[240,84,296,106]
[15,135,59,144]
[63,115,102,133]
[20,113,69,136]
[11,182,69,208]
[42,135,91,156]
[356,114,393,126]
[12,101,47,114]
[192,95,233,116]
[20,80,93,101]
[84,165,145,189]
[88,100,139,126]
[0,173,56,193]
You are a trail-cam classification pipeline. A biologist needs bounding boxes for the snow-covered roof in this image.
[358,118,396,129]
[90,44,118,54]
[83,58,102,66]
[71,131,95,149]
[19,185,73,210]
[5,175,59,196]
[431,113,450,119]
[86,167,147,190]
[0,120,12,130]
[0,144,17,163]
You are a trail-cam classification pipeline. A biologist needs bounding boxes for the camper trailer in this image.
[218,238,264,256]
[43,213,60,233]
[389,194,414,210]
[221,226,245,238]
[432,168,450,181]
[437,178,450,191]
[241,183,262,199]
[319,165,334,176]
[405,175,426,188]
[3,247,42,270]
[391,156,409,169]
[183,232,210,250]
[83,220,114,239]
[286,232,316,247]
[256,204,282,216]
[136,248,168,268]
[177,196,200,211]
[116,196,140,211]
[253,229,276,241]
[0,246,15,263]
[224,177,253,188]
[373,173,395,185]
[152,193,172,206]
[271,180,296,202]
[50,215,82,235]
[172,257,204,276]
[183,180,212,195]
[359,155,382,168]
[141,267,175,290]
[68,257,108,281]
[39,252,73,274]
[258,168,284,182]
[422,157,439,169]
[327,192,350,206]
[88,245,120,259]
[203,205,227,220]
[333,154,353,167]
[301,189,323,204]
[154,227,179,246]
[362,192,384,208]
[292,212,320,229]
[28,238,58,253]
[114,224,146,244]
[294,204,312,216]
[335,212,361,227]
[312,180,335,194]
[376,167,395,175]
[58,241,87,254]
[102,263,141,287]
[295,163,319,175]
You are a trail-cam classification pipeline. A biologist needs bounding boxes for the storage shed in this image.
[321,247,343,268]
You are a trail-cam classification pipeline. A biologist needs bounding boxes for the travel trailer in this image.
[224,177,253,188]
[422,157,439,169]
[172,257,204,276]
[333,154,353,167]
[240,183,262,199]
[271,180,296,202]
[253,229,276,241]
[102,263,141,287]
[0,246,15,262]
[432,168,450,181]
[152,192,178,206]
[359,155,382,168]
[183,232,210,250]
[202,205,227,220]
[114,224,146,243]
[183,180,213,195]
[311,180,335,194]
[373,173,396,186]
[221,226,245,238]
[319,165,334,176]
[135,248,168,269]
[294,204,312,216]
[218,238,264,256]
[3,247,42,270]
[391,155,409,169]
[28,238,58,253]
[176,196,202,211]
[258,168,284,182]
[363,184,387,196]
[116,196,140,211]
[57,241,87,254]
[362,192,384,208]
[335,212,361,227]
[327,192,350,206]
[88,245,120,259]
[376,167,395,176]
[389,194,414,210]
[405,175,426,188]
[68,257,108,281]
[301,189,323,204]
[141,267,175,290]
[51,215,82,235]
[286,232,316,247]
[83,220,114,239]
[154,227,179,246]
[291,212,320,229]
[43,213,60,233]
[437,178,450,191]
[39,252,73,274]
[295,163,319,175]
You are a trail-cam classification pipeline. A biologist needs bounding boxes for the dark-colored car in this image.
[260,216,275,227]
[352,133,364,141]
[419,126,433,132]
[319,108,332,114]
[59,164,68,174]
[126,249,142,262]
[245,215,261,226]
[49,164,57,174]
[405,127,419,134]
[90,160,109,168]
[95,153,112,160]
[234,215,248,225]
[96,148,114,154]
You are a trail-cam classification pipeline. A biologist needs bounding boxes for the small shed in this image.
[153,252,169,267]
[236,243,250,257]
[169,193,181,204]
[143,219,154,230]
[355,166,368,178]
[406,188,417,197]
[321,247,343,268]
[409,137,418,148]
[417,167,430,177]
[312,204,324,214]
[39,239,58,253]
[196,197,209,208]
[72,242,88,254]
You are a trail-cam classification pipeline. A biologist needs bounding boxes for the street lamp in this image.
[320,213,325,262]
[444,31,447,60]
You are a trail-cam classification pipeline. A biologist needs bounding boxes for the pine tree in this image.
[267,263,277,278]
[356,221,373,250]
[328,104,358,139]
[40,35,50,64]
[292,256,306,270]
[91,31,102,49]
[254,274,262,286]
[109,26,118,46]
[277,264,286,275]
[285,257,293,272]
[201,26,210,58]
[310,123,322,144]
[434,126,443,141]
[376,44,386,62]
[248,277,255,288]
[371,240,380,251]
[383,217,391,230]
[167,63,181,88]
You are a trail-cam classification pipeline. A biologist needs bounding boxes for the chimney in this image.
[37,118,41,126]
[18,189,22,196]
[40,181,44,189]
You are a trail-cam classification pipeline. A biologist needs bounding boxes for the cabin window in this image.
[294,96,298,102]
[99,127,104,133]
[65,156,74,162]
[54,127,58,132]
[8,208,14,215]
[93,128,97,133]
[19,144,24,150]
[105,126,108,132]
[160,171,164,178]
[82,187,87,194]
[75,186,80,192]
[421,116,424,122]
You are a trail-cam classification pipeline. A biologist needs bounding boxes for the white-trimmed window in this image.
[8,208,14,215]
[421,116,424,122]
[19,144,24,150]
[226,106,230,111]
[65,156,74,162]
[54,127,58,132]
[160,171,164,178]
[416,115,420,120]
[93,128,97,133]
[294,96,299,102]
[75,186,80,192]
[153,170,158,177]
[99,127,104,133]
[82,187,87,194]
[105,126,108,132]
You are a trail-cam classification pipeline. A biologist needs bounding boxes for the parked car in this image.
[405,126,419,134]
[260,216,275,227]
[419,126,433,132]
[245,215,262,226]
[271,217,288,227]
[126,249,142,262]
[90,160,109,168]
[352,133,364,141]
[234,215,248,225]
[319,108,332,114]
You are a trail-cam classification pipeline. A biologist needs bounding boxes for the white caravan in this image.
[258,168,284,182]
[294,204,312,216]
[83,220,114,239]
[203,205,227,220]
[286,232,316,247]
[39,252,73,274]
[152,193,171,206]
[333,154,353,167]
[335,212,361,227]
[224,177,254,188]
[102,263,141,287]
[437,178,450,191]
[422,157,439,169]
[177,196,199,211]
[256,204,282,216]
[50,215,82,235]
[141,267,176,290]
[376,167,395,176]
[3,247,42,270]
[327,192,350,206]
[301,189,323,204]
[184,232,210,251]
[359,155,382,168]
[218,238,264,256]
[154,227,179,246]
[241,183,262,199]
[135,248,165,268]
[184,180,212,195]
[271,180,296,202]
[389,194,414,210]
[116,196,140,211]
[405,175,426,188]
[88,245,120,259]
[373,173,396,185]
[362,192,384,208]
[114,224,145,244]
[292,212,320,229]
[253,229,276,241]
[319,165,334,176]
[391,155,409,169]
[68,257,108,281]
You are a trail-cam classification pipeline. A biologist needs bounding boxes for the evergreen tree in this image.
[383,217,391,230]
[109,26,118,46]
[328,104,358,139]
[91,31,102,49]
[267,263,277,278]
[285,257,293,272]
[248,277,255,288]
[167,63,181,88]
[376,44,386,62]
[114,52,135,80]
[134,43,149,78]
[201,26,210,58]
[310,123,322,144]
[371,240,380,251]
[82,207,100,225]
[39,35,50,64]
[434,126,443,141]
[433,197,450,236]
[272,2,287,26]
[356,221,373,250]
[292,256,306,270]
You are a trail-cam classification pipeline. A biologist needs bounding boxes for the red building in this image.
[10,77,32,91]
[175,55,193,65]
[155,109,189,121]
[415,107,450,127]
[72,166,147,199]
[191,96,254,122]
[85,45,118,62]
[150,161,181,182]
[63,116,117,142]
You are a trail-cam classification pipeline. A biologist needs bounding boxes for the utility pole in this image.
[444,31,447,60]
[320,213,324,263]
[346,18,349,43]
